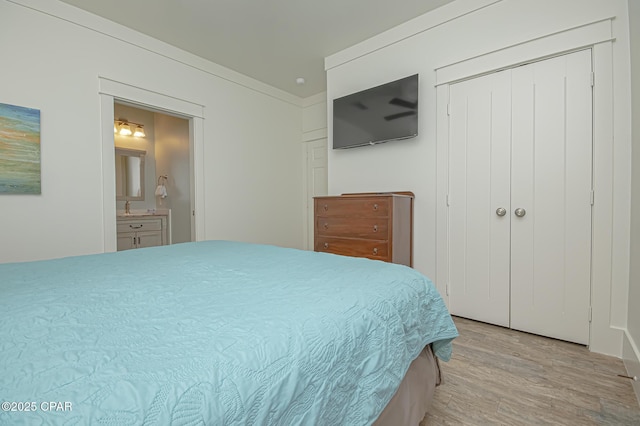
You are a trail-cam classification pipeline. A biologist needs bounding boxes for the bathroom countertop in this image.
[116,209,170,218]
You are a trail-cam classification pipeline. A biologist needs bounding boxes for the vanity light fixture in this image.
[119,122,132,136]
[133,125,146,138]
[114,119,145,138]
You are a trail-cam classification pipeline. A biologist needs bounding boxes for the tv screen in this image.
[333,74,418,149]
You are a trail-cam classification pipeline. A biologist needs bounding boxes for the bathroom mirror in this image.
[115,148,146,201]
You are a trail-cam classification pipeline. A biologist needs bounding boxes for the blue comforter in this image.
[0,241,457,425]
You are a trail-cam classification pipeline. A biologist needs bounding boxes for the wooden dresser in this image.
[314,192,414,266]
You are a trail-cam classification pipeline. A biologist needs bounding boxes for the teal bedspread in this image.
[0,241,457,425]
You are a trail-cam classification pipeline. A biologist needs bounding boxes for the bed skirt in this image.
[373,345,441,425]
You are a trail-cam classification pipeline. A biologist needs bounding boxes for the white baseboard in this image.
[622,329,640,407]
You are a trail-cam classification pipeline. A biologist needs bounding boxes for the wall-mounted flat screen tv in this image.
[333,74,418,149]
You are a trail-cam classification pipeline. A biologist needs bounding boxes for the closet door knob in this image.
[496,207,506,217]
[515,208,526,217]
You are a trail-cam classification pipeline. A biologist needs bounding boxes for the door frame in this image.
[98,77,206,252]
[435,18,625,354]
[302,137,328,250]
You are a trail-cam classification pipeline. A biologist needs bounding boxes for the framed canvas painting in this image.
[0,102,41,194]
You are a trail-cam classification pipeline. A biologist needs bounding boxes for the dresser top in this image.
[314,191,414,199]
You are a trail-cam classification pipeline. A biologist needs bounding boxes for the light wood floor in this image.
[423,316,640,425]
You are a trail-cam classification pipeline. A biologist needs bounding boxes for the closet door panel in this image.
[510,50,593,344]
[448,70,511,327]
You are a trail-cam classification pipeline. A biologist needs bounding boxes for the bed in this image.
[0,240,457,425]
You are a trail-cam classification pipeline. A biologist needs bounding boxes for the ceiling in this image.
[58,0,454,98]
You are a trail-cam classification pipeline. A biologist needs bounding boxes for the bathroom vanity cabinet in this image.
[116,215,168,251]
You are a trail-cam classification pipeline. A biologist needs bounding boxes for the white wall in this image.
[626,0,640,402]
[325,0,633,356]
[154,113,191,244]
[303,93,328,139]
[0,0,304,263]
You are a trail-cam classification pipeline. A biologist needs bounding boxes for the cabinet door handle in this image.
[130,224,143,229]
[323,242,329,249]
[373,225,378,232]
[373,248,378,255]
[138,237,141,245]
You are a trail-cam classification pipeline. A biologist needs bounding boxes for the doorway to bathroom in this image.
[114,102,193,245]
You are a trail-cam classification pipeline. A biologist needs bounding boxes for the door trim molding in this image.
[435,18,613,86]
[99,77,206,253]
[99,77,205,118]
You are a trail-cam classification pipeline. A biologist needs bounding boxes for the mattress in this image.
[0,240,457,425]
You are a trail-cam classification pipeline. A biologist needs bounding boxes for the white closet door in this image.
[510,50,593,344]
[448,70,512,327]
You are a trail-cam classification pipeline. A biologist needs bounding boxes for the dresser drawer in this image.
[315,197,390,217]
[315,237,388,260]
[316,217,389,240]
[117,218,162,233]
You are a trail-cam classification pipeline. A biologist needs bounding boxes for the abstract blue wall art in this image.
[0,102,41,194]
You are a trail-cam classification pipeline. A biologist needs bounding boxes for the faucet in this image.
[125,200,131,215]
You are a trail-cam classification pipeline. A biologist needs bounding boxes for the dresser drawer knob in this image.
[324,242,329,249]
[323,223,329,230]
[373,247,378,255]
[373,204,378,211]
[373,225,378,232]
[323,204,328,211]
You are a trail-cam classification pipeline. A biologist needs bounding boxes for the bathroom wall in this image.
[154,113,191,244]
